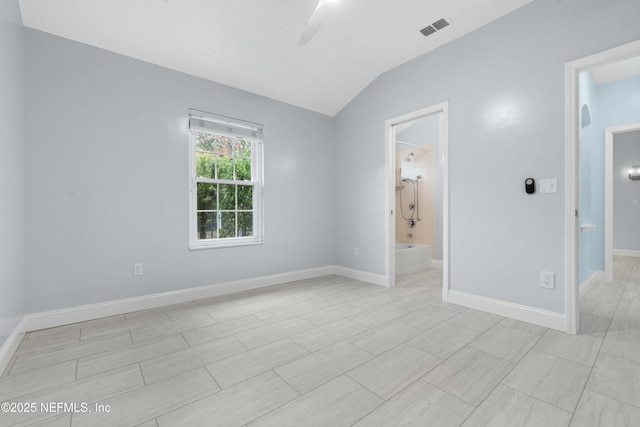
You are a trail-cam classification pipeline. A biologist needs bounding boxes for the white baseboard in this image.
[333,266,389,287]
[613,249,640,257]
[21,266,336,333]
[580,270,603,298]
[0,318,27,376]
[431,260,443,269]
[448,290,566,332]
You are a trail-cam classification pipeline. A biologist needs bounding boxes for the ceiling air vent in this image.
[420,17,451,37]
[420,25,436,37]
[432,18,450,30]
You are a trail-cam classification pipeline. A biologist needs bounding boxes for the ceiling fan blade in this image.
[298,0,331,46]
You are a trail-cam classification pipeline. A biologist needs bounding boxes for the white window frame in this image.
[188,110,264,250]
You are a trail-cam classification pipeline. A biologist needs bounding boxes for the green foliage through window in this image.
[194,132,254,241]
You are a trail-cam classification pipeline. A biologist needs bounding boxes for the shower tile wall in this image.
[396,147,435,254]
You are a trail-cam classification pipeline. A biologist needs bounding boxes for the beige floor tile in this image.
[354,380,474,427]
[290,319,368,352]
[579,312,611,338]
[533,329,602,366]
[503,350,590,412]
[461,384,572,427]
[248,376,383,427]
[586,352,640,408]
[570,389,640,427]
[347,343,441,399]
[0,359,76,401]
[181,315,266,346]
[423,347,513,406]
[469,324,539,362]
[10,332,132,375]
[348,321,421,355]
[207,338,309,388]
[348,292,402,310]
[234,318,315,349]
[77,334,189,379]
[140,336,246,384]
[156,372,298,427]
[72,368,218,427]
[408,322,479,358]
[26,315,124,339]
[275,341,373,394]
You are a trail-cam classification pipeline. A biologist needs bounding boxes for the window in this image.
[188,109,264,249]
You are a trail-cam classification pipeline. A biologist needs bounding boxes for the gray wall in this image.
[0,1,25,344]
[613,130,640,250]
[333,0,640,313]
[24,29,335,313]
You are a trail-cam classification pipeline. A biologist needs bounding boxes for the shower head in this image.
[404,152,414,162]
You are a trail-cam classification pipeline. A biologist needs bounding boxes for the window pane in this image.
[238,185,253,210]
[197,183,217,210]
[197,212,217,240]
[236,139,251,157]
[196,133,216,152]
[219,184,236,210]
[195,152,215,179]
[219,212,236,238]
[236,157,251,181]
[215,137,233,157]
[238,212,253,237]
[217,156,234,180]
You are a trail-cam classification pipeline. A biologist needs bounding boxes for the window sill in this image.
[189,239,264,251]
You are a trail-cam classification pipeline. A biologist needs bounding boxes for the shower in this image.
[399,175,421,227]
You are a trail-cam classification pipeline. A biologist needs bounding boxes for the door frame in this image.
[605,123,640,281]
[384,101,449,300]
[564,39,640,334]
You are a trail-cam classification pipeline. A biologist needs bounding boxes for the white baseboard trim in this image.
[431,260,443,269]
[21,266,336,333]
[333,266,389,288]
[0,317,27,376]
[448,290,567,332]
[580,270,603,298]
[613,249,640,257]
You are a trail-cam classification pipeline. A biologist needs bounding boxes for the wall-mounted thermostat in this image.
[525,178,535,194]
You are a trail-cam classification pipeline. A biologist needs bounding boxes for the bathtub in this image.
[396,243,431,274]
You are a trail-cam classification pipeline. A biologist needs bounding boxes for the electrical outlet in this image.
[539,271,554,289]
[353,247,359,256]
[133,263,143,276]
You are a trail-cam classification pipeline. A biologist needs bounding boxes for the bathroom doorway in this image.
[565,39,640,334]
[384,102,449,300]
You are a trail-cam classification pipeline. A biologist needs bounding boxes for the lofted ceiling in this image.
[19,0,533,116]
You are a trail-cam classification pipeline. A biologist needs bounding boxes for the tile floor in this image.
[1,257,639,426]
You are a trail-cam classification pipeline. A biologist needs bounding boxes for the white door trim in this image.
[565,39,640,334]
[605,123,640,281]
[384,101,449,300]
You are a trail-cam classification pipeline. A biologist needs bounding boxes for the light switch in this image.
[539,179,558,194]
[633,199,639,206]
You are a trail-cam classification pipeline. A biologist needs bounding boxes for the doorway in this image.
[565,39,640,334]
[384,102,449,301]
